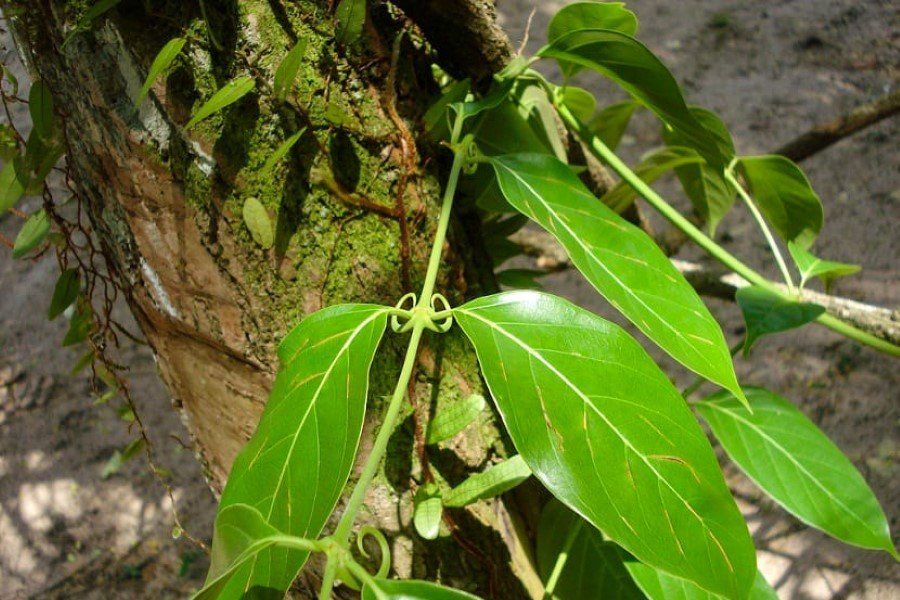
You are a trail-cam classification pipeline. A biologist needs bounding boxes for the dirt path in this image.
[1,1,897,598]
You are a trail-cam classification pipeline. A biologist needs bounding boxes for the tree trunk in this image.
[7,0,541,597]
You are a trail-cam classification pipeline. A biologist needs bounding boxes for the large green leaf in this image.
[697,387,897,557]
[213,304,389,596]
[273,39,309,101]
[185,76,256,130]
[362,579,480,600]
[601,146,705,213]
[547,2,639,78]
[489,153,743,402]
[738,156,823,249]
[135,37,186,107]
[734,286,824,354]
[537,499,644,600]
[539,30,724,165]
[455,291,756,598]
[626,562,778,600]
[787,242,859,291]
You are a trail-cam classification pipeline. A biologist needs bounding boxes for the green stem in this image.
[555,103,900,357]
[317,559,339,600]
[725,168,796,294]
[542,519,583,599]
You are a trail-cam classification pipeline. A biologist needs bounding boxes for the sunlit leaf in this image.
[185,76,256,130]
[13,208,50,258]
[489,153,744,402]
[455,291,756,598]
[697,387,898,558]
[0,160,25,212]
[335,0,366,45]
[135,37,186,107]
[413,484,443,540]
[273,39,309,102]
[361,578,480,600]
[735,286,824,354]
[426,393,486,445]
[547,1,639,78]
[626,561,778,600]
[213,304,389,595]
[559,86,597,123]
[537,499,643,600]
[241,197,274,249]
[443,455,532,507]
[738,155,823,249]
[49,268,80,320]
[787,242,859,291]
[601,146,705,213]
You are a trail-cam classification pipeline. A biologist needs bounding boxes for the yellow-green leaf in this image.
[135,37,186,107]
[273,39,308,102]
[185,76,256,130]
[241,197,274,249]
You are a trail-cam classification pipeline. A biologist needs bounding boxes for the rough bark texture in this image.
[8,0,539,597]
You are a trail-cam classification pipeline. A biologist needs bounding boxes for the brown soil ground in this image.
[1,1,897,598]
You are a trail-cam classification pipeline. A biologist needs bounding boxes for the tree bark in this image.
[7,0,539,597]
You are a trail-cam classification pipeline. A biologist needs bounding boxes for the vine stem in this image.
[320,113,468,598]
[724,166,796,294]
[555,103,900,357]
[542,519,583,598]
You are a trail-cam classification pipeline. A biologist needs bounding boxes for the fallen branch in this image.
[510,228,900,346]
[775,89,900,162]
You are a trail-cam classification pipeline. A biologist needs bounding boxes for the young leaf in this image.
[454,291,756,598]
[559,86,596,123]
[361,578,480,600]
[787,242,860,291]
[261,128,306,176]
[443,455,532,507]
[213,304,389,596]
[489,153,744,403]
[697,387,898,558]
[13,208,50,258]
[601,146,705,213]
[738,155,824,249]
[735,286,825,354]
[589,100,638,151]
[241,197,274,249]
[537,499,644,600]
[49,268,80,320]
[135,37,186,107]
[273,39,309,102]
[539,30,725,165]
[0,160,25,213]
[185,76,256,130]
[626,561,778,600]
[335,0,366,46]
[547,2,639,68]
[63,0,122,47]
[29,81,55,141]
[426,393,486,445]
[413,484,443,540]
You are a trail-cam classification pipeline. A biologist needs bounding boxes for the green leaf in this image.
[335,0,366,45]
[451,57,528,122]
[423,78,471,140]
[601,146,705,213]
[489,153,744,403]
[49,268,80,320]
[0,160,25,213]
[62,302,92,347]
[273,39,309,102]
[361,578,480,600]
[29,81,55,141]
[135,37,186,107]
[242,197,274,249]
[626,561,778,600]
[185,76,256,130]
[213,304,389,595]
[426,393,486,444]
[13,208,50,258]
[697,387,898,558]
[537,499,644,600]
[413,484,443,540]
[63,0,122,47]
[443,455,532,507]
[547,2,639,71]
[738,155,823,249]
[559,86,597,123]
[496,268,545,290]
[787,242,860,291]
[588,100,638,151]
[735,286,824,354]
[261,128,306,176]
[454,291,756,598]
[539,30,725,165]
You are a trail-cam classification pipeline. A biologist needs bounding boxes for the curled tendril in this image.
[429,293,454,333]
[356,526,391,579]
[390,292,417,333]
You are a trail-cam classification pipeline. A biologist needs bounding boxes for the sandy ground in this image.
[1,1,897,598]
